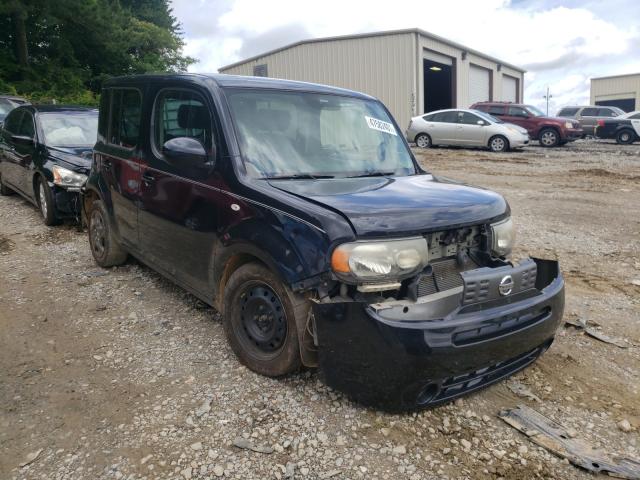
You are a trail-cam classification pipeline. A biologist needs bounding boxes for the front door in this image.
[502,106,535,136]
[97,88,144,247]
[455,111,488,146]
[139,86,223,294]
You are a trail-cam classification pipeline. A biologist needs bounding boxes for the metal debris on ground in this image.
[507,381,542,402]
[232,437,274,454]
[499,405,640,479]
[564,316,628,348]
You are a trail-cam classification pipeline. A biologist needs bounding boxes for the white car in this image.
[406,109,530,152]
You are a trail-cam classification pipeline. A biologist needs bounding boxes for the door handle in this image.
[142,172,156,186]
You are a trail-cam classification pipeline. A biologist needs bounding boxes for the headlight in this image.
[331,237,429,284]
[564,121,573,129]
[52,165,87,188]
[490,217,515,257]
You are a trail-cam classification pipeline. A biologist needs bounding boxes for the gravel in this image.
[1,139,639,479]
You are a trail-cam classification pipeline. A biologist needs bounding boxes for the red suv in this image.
[471,102,583,147]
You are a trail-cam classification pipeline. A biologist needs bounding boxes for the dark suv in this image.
[83,74,564,410]
[471,101,582,147]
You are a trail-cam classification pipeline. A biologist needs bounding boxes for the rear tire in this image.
[0,173,13,196]
[36,176,60,226]
[88,199,127,267]
[415,133,431,148]
[538,128,559,147]
[488,135,509,153]
[223,262,305,377]
[616,129,635,145]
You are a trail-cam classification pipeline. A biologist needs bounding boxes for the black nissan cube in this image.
[82,73,564,410]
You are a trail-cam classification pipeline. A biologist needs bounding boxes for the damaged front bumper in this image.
[313,258,564,411]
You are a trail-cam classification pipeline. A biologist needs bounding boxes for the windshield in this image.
[225,89,416,179]
[40,112,98,147]
[525,105,546,117]
[473,110,503,124]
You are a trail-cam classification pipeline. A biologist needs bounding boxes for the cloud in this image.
[171,0,639,112]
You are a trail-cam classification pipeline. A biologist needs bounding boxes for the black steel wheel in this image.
[223,262,306,376]
[88,199,127,267]
[616,129,635,145]
[415,133,431,148]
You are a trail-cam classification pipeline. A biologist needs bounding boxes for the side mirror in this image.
[477,120,486,126]
[162,137,214,168]
[11,134,34,146]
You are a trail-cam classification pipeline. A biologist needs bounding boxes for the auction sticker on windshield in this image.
[365,116,397,136]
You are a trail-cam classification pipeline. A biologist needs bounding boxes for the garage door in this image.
[502,75,518,102]
[469,65,491,106]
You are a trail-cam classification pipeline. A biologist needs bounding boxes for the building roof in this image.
[591,72,640,81]
[219,28,525,73]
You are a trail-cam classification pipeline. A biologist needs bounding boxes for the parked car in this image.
[0,96,27,127]
[556,105,625,137]
[83,74,564,410]
[406,108,529,152]
[471,101,582,147]
[0,105,97,225]
[595,110,640,144]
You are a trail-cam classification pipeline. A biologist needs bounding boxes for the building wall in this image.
[220,32,416,126]
[591,74,640,110]
[416,34,523,111]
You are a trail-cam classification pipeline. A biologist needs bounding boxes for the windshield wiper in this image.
[264,174,334,180]
[347,171,396,178]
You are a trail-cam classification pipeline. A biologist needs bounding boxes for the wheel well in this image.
[216,253,267,311]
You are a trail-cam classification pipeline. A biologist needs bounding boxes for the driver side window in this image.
[18,112,35,139]
[508,107,528,117]
[153,90,213,155]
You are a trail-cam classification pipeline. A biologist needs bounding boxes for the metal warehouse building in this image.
[591,73,640,112]
[219,28,525,125]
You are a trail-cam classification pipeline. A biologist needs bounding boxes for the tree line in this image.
[0,0,196,105]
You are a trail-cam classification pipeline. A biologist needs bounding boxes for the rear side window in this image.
[153,89,212,152]
[487,105,505,116]
[422,113,435,121]
[432,111,458,123]
[558,107,579,117]
[597,108,616,117]
[108,89,142,148]
[3,109,23,134]
[581,107,598,116]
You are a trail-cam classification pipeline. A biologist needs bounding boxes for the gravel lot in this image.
[1,139,639,480]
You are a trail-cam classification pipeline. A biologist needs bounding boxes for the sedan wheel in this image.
[539,128,559,147]
[489,135,508,153]
[37,178,59,226]
[415,133,431,148]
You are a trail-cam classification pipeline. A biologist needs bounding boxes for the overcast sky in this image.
[172,0,640,114]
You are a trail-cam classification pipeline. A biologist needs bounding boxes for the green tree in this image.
[0,0,196,104]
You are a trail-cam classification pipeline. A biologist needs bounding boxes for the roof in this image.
[591,72,640,81]
[105,73,375,99]
[219,28,525,73]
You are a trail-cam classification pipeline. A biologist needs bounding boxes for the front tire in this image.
[415,133,431,148]
[88,199,127,267]
[0,172,13,196]
[488,135,509,153]
[223,262,305,377]
[36,177,60,226]
[616,129,635,145]
[538,128,559,147]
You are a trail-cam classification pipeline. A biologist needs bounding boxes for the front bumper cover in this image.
[313,258,564,411]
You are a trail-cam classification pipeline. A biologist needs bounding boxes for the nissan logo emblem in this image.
[499,275,514,296]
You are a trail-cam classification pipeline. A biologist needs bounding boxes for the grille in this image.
[417,257,477,297]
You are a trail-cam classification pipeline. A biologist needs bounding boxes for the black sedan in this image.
[596,110,640,144]
[0,105,97,225]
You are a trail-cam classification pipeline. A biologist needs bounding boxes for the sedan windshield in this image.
[525,105,546,117]
[40,112,98,147]
[225,89,416,178]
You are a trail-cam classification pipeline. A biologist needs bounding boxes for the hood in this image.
[269,174,507,237]
[48,146,93,171]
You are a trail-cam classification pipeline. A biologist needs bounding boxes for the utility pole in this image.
[543,86,553,116]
